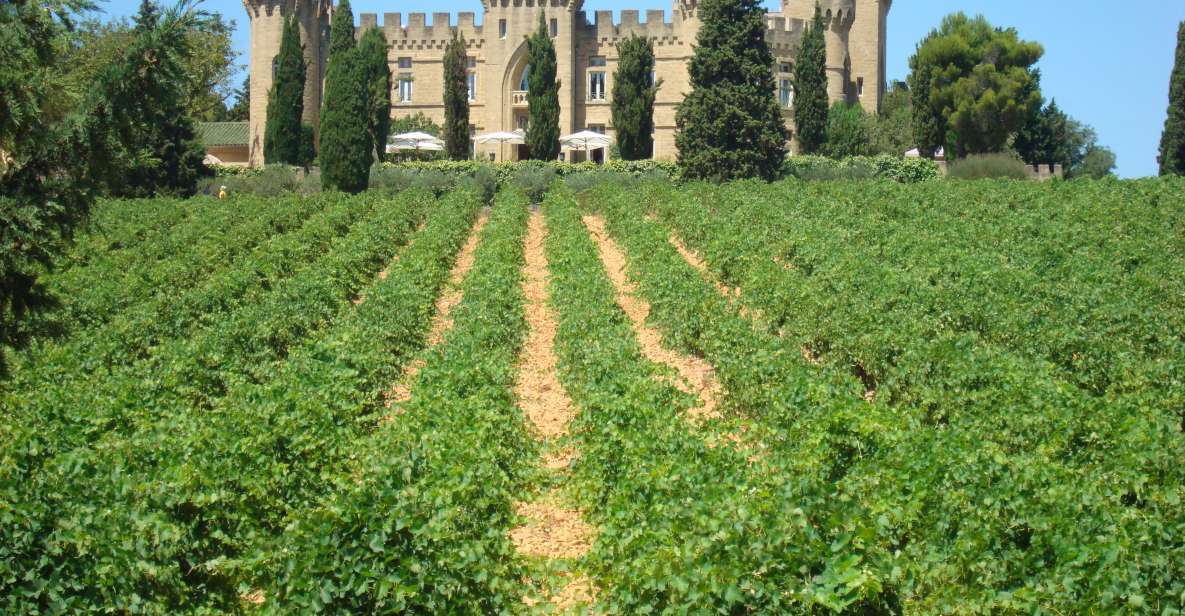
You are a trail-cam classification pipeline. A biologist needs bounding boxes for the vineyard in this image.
[2,177,1184,613]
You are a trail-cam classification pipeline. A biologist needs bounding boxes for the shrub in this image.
[510,162,557,203]
[947,152,1032,180]
[821,101,872,158]
[782,155,939,183]
[197,165,319,196]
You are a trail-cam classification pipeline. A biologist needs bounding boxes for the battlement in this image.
[764,14,805,52]
[577,9,679,44]
[359,12,484,45]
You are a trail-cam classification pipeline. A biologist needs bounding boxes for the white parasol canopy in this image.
[473,131,526,145]
[560,130,613,151]
[386,140,444,153]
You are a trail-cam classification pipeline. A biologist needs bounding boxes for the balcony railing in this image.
[511,90,528,108]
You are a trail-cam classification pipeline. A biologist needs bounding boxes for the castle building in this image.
[243,0,890,166]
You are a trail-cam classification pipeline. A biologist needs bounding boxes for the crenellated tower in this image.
[782,0,889,113]
[242,0,331,167]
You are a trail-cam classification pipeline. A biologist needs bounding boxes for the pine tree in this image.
[358,27,390,162]
[909,62,943,158]
[328,0,355,59]
[1159,21,1185,176]
[87,0,209,196]
[526,13,560,161]
[443,31,471,161]
[264,16,306,164]
[793,5,828,155]
[612,35,659,160]
[674,0,787,180]
[320,47,371,192]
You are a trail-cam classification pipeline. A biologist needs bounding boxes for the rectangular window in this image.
[588,71,606,101]
[398,76,414,103]
[779,62,791,73]
[549,18,558,37]
[779,79,794,108]
[499,19,507,38]
[588,124,605,134]
[589,55,606,67]
[466,57,477,69]
[467,72,477,101]
[857,77,864,98]
[397,57,412,69]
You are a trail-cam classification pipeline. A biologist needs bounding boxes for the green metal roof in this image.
[197,121,249,147]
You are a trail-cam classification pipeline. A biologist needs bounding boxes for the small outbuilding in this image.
[197,121,249,167]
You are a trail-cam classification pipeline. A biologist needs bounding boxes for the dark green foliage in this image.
[226,75,250,121]
[328,0,355,59]
[526,14,560,161]
[909,12,1043,157]
[358,27,391,162]
[442,31,471,161]
[675,0,787,180]
[612,35,659,160]
[821,101,870,158]
[264,16,306,164]
[1016,99,1117,178]
[299,123,316,167]
[946,152,1031,180]
[869,80,913,155]
[0,0,99,375]
[84,0,211,197]
[793,6,828,154]
[1159,22,1185,176]
[320,48,371,192]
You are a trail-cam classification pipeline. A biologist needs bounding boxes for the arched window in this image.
[519,65,530,91]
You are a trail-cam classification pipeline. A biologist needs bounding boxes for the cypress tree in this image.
[793,5,828,155]
[328,0,355,59]
[320,47,371,192]
[264,16,306,165]
[526,13,560,161]
[674,0,787,180]
[612,35,659,160]
[442,31,470,161]
[358,27,391,162]
[1159,21,1185,176]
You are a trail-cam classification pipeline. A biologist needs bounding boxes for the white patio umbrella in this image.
[388,131,445,153]
[472,131,525,146]
[560,130,613,151]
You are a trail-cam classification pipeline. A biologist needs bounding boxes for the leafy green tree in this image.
[612,35,659,160]
[0,0,101,376]
[869,80,913,155]
[85,0,210,197]
[320,47,370,192]
[359,27,391,162]
[909,12,1043,157]
[62,12,239,121]
[225,75,250,121]
[821,101,870,158]
[328,0,355,59]
[674,0,787,180]
[442,31,470,160]
[1016,99,1116,178]
[1159,21,1185,176]
[526,13,560,161]
[264,16,306,164]
[1078,143,1117,179]
[388,113,444,161]
[793,6,828,154]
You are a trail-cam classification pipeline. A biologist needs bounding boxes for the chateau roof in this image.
[197,122,249,147]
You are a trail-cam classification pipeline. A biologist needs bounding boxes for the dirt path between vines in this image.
[510,211,594,611]
[385,210,488,407]
[583,215,721,420]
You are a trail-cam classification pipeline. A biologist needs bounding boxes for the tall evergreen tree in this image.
[226,75,250,121]
[442,31,471,160]
[526,13,560,161]
[87,0,209,197]
[1159,21,1185,176]
[328,0,355,60]
[674,0,787,180]
[909,63,943,157]
[793,6,828,155]
[358,27,390,162]
[611,35,659,160]
[264,16,306,164]
[320,47,371,192]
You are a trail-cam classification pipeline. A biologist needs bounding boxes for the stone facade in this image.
[243,0,890,166]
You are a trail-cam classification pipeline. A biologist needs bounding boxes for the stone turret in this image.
[782,0,889,113]
[242,0,331,167]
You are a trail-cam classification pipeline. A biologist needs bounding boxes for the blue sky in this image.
[101,0,1185,177]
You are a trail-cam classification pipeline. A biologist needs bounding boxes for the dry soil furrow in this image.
[384,210,489,407]
[511,211,593,611]
[583,215,721,420]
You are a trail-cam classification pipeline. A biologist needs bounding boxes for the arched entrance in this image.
[502,41,532,161]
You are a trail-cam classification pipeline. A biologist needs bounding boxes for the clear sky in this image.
[100,0,1185,177]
